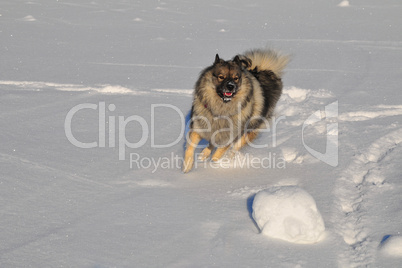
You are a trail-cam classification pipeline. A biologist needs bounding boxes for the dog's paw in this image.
[197,154,210,162]
[198,147,212,161]
[225,150,237,160]
[211,155,222,162]
[210,146,230,162]
[182,157,194,173]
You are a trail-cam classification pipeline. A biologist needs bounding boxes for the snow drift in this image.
[252,186,325,244]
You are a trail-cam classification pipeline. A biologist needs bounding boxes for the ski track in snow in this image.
[0,80,193,96]
[4,80,402,120]
[333,129,402,267]
[339,105,402,122]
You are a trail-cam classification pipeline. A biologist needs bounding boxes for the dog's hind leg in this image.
[198,143,214,161]
[233,131,259,151]
[211,145,231,162]
[182,131,202,173]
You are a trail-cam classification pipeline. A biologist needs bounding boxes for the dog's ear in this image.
[233,55,241,64]
[214,54,221,65]
[233,55,251,69]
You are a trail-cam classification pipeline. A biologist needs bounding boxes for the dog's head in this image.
[211,54,251,103]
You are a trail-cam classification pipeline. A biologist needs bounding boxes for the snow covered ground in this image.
[1,0,402,267]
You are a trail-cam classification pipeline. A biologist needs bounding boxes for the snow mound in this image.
[380,235,402,257]
[337,0,350,7]
[252,186,325,244]
[283,87,310,102]
[21,15,37,22]
[281,147,301,163]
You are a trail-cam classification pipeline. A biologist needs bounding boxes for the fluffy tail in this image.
[242,48,289,78]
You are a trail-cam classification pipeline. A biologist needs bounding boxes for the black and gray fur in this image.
[183,48,289,173]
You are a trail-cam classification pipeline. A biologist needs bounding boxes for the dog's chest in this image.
[194,114,244,146]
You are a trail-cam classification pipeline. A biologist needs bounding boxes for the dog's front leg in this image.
[198,143,214,161]
[182,131,202,173]
[233,131,259,151]
[211,145,230,162]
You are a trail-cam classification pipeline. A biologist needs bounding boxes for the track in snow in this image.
[333,129,402,267]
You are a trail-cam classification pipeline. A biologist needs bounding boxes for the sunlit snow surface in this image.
[1,0,402,267]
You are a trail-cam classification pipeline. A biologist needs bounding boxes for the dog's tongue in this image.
[224,92,233,97]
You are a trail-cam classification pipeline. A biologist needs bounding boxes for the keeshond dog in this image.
[183,48,289,173]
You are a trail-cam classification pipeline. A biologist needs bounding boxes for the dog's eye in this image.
[218,75,225,80]
[233,77,239,82]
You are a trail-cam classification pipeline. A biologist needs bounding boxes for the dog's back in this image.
[240,49,289,119]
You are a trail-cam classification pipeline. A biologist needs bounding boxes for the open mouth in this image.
[222,92,234,102]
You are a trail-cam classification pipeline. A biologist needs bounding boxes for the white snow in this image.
[337,1,350,7]
[252,186,325,244]
[1,0,402,267]
[283,87,310,102]
[0,80,134,94]
[281,147,299,162]
[380,235,402,257]
[20,15,36,22]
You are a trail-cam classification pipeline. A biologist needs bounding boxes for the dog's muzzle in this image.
[221,81,237,102]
